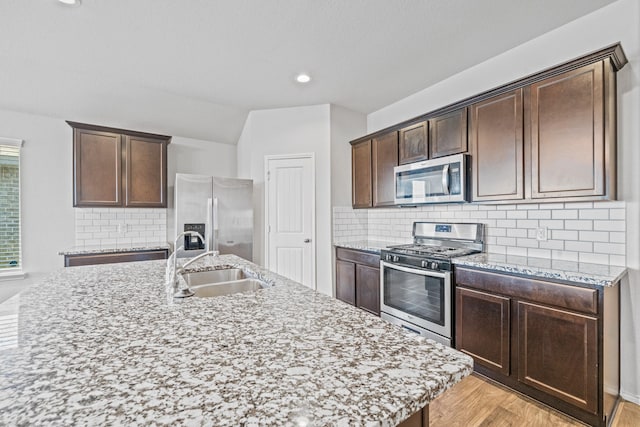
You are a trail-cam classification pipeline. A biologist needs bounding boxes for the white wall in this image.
[0,109,75,283]
[367,0,640,402]
[330,105,367,206]
[237,104,333,296]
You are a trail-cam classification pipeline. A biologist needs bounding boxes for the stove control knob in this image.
[430,261,439,270]
[385,254,391,261]
[392,255,399,263]
[421,260,428,268]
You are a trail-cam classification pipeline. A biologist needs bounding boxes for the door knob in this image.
[304,238,311,243]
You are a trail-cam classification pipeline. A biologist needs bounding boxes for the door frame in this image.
[264,153,316,289]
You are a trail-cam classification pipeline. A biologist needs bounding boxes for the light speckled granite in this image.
[454,253,627,287]
[59,244,170,256]
[334,240,398,255]
[0,255,472,426]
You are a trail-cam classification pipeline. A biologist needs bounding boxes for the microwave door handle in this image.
[442,164,450,195]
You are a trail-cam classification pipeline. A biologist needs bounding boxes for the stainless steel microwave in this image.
[394,153,468,205]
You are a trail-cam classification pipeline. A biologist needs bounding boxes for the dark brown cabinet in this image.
[530,61,609,199]
[352,132,398,209]
[470,89,524,202]
[399,121,428,164]
[335,247,380,316]
[372,132,398,207]
[124,135,168,207]
[429,108,468,158]
[72,128,123,207]
[351,140,372,208]
[517,301,598,414]
[455,267,619,427]
[456,287,510,376]
[69,122,170,208]
[64,249,168,267]
[335,259,356,305]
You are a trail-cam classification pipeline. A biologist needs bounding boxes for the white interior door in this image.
[265,155,315,289]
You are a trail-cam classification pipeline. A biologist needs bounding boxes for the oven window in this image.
[383,267,445,326]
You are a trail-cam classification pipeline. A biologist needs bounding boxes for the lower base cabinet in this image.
[455,267,619,427]
[335,247,380,316]
[64,249,168,267]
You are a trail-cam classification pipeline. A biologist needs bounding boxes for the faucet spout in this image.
[167,231,208,298]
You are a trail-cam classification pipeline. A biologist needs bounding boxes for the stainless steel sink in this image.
[182,269,245,286]
[180,268,267,298]
[191,279,266,297]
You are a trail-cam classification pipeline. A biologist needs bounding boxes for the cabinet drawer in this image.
[336,247,380,268]
[455,268,598,315]
[65,250,169,267]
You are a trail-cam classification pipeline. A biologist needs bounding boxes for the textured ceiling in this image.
[0,0,616,144]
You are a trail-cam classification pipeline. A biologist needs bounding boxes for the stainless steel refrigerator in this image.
[173,174,253,260]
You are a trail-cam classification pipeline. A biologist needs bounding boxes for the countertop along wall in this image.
[366,0,640,402]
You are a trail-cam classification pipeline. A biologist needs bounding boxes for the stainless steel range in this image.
[380,222,484,346]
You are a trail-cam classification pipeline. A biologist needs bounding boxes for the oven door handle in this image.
[381,261,449,278]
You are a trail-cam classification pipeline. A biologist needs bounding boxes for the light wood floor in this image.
[429,374,640,427]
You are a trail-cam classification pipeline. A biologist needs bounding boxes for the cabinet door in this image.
[336,260,356,306]
[456,287,511,376]
[399,121,428,165]
[356,264,380,316]
[517,301,598,414]
[372,132,398,207]
[352,140,372,208]
[73,128,123,207]
[429,108,468,158]
[125,135,168,207]
[530,62,604,198]
[470,89,524,201]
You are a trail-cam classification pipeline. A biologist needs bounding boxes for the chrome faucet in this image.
[167,231,215,298]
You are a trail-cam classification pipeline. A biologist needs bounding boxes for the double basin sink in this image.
[181,268,267,298]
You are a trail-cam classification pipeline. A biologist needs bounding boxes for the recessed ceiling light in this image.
[296,73,311,84]
[58,0,81,6]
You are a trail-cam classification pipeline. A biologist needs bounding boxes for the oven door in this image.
[380,261,451,341]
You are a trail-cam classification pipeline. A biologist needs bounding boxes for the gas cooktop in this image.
[385,244,480,259]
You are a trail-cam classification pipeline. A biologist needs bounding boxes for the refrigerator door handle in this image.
[206,198,213,252]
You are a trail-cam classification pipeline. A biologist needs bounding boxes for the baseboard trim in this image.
[620,391,640,405]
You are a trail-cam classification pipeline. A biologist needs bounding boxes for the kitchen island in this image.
[0,255,472,426]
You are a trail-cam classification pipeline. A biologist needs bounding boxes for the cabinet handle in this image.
[304,239,311,243]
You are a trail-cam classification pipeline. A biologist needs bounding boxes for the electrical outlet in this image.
[535,226,548,241]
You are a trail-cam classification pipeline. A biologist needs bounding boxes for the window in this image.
[0,137,23,276]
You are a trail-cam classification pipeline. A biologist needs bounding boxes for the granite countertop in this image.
[59,243,170,256]
[0,255,472,426]
[333,240,399,255]
[454,253,627,287]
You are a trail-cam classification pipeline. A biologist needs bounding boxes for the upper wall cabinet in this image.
[398,121,428,164]
[429,108,468,159]
[69,122,170,208]
[471,89,524,202]
[530,61,610,199]
[352,139,373,208]
[352,132,399,209]
[372,132,399,207]
[349,43,626,206]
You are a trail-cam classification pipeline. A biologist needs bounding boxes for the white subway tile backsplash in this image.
[565,241,593,253]
[332,201,627,267]
[506,210,528,219]
[74,208,166,249]
[564,220,593,230]
[552,210,578,219]
[593,221,625,232]
[552,230,579,240]
[579,231,609,242]
[593,242,625,255]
